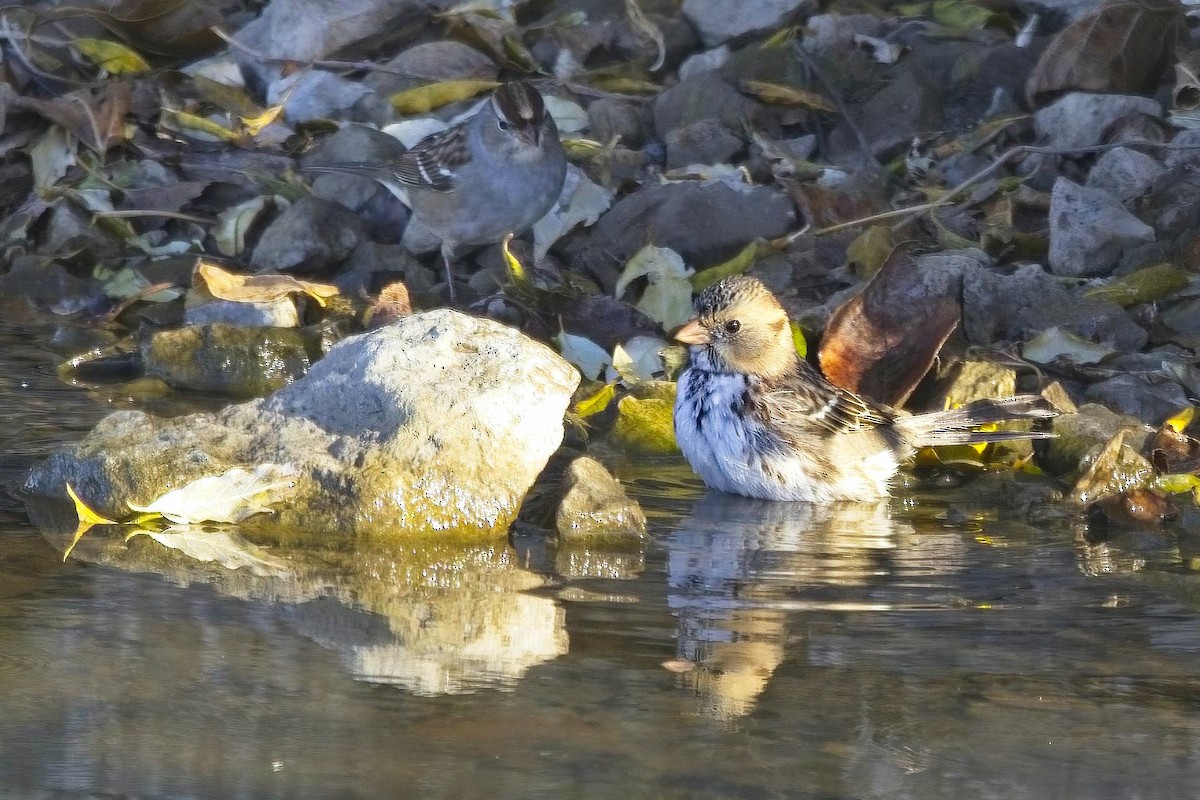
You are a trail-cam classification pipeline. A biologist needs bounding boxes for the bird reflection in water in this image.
[664,493,910,720]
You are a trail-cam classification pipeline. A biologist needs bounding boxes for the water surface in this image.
[2,321,1200,799]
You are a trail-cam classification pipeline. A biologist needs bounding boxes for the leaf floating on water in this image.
[63,483,119,561]
[389,80,499,115]
[127,525,292,577]
[127,464,301,524]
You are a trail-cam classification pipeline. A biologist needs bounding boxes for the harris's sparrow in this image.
[673,276,1056,502]
[304,81,567,298]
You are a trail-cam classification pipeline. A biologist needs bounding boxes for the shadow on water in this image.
[4,321,1200,798]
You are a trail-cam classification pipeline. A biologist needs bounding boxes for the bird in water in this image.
[672,276,1056,502]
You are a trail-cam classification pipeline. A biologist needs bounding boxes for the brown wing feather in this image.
[389,125,467,192]
[754,363,896,440]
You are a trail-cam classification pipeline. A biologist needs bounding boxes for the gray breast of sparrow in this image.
[672,276,1056,502]
[306,81,567,297]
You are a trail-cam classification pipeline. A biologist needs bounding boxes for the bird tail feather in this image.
[898,395,1057,448]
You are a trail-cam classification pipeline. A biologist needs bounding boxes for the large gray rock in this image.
[569,180,797,290]
[1047,178,1155,278]
[27,310,580,536]
[682,0,814,47]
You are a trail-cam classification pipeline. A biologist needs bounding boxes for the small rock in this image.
[570,180,797,290]
[682,0,814,47]
[250,196,366,273]
[1047,178,1155,278]
[1086,147,1164,203]
[365,41,496,97]
[587,98,653,149]
[1033,93,1163,149]
[678,45,730,80]
[1084,374,1190,426]
[653,72,762,142]
[1042,402,1153,477]
[665,118,743,168]
[184,295,300,328]
[142,324,320,397]
[800,14,886,56]
[555,456,646,541]
[827,69,943,163]
[1164,128,1200,169]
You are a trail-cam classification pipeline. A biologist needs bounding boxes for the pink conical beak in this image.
[672,319,709,345]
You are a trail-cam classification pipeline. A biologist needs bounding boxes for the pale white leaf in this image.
[128,464,301,524]
[554,331,611,380]
[615,245,694,330]
[215,196,269,257]
[607,335,667,385]
[1022,327,1116,365]
[382,117,450,148]
[853,34,903,64]
[128,524,292,577]
[542,95,589,134]
[533,165,613,260]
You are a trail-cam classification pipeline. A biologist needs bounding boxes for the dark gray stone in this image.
[250,196,366,273]
[1047,178,1154,278]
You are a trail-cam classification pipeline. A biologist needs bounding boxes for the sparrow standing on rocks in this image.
[306,80,567,298]
[673,276,1056,502]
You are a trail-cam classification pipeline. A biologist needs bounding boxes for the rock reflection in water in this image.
[664,494,943,720]
[30,498,567,695]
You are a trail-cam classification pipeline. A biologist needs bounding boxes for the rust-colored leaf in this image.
[363,282,412,329]
[1026,0,1182,105]
[819,250,959,407]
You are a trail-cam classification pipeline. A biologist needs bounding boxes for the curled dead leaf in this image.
[195,262,338,306]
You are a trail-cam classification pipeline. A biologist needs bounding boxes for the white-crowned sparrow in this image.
[306,80,567,299]
[673,276,1057,502]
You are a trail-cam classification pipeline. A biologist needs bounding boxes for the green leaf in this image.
[389,80,499,114]
[689,240,760,291]
[573,382,617,418]
[72,37,151,74]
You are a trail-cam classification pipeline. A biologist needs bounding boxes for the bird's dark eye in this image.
[497,118,512,132]
[724,320,741,334]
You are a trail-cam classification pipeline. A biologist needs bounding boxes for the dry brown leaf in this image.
[9,83,131,153]
[819,250,960,407]
[1026,0,1182,105]
[195,262,339,306]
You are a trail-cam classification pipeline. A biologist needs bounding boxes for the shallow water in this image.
[2,321,1200,799]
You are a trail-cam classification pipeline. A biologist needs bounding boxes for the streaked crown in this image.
[491,80,546,131]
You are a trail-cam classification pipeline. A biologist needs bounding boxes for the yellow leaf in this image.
[587,76,661,94]
[501,232,527,284]
[740,80,837,112]
[195,261,339,307]
[689,240,760,291]
[391,80,500,114]
[162,108,240,141]
[241,104,285,136]
[574,382,618,418]
[63,483,118,561]
[1165,406,1195,434]
[1153,473,1200,494]
[72,38,151,75]
[790,321,808,359]
[761,26,799,48]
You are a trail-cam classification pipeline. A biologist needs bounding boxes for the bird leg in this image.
[440,241,457,304]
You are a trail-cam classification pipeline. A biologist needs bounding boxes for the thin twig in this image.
[93,209,217,224]
[791,41,877,168]
[786,139,1200,242]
